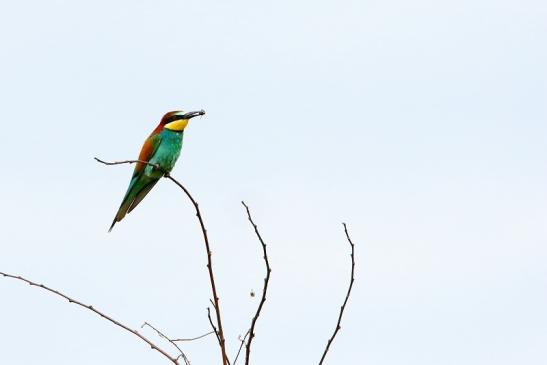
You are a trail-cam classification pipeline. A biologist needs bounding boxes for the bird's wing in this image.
[108,132,163,232]
[127,179,159,214]
[133,132,163,177]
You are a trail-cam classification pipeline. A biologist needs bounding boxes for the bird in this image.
[109,109,205,232]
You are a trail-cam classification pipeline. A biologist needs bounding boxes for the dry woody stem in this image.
[318,223,356,364]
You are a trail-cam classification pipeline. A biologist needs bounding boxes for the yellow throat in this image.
[165,119,189,131]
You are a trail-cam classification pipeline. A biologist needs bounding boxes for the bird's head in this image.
[161,109,205,131]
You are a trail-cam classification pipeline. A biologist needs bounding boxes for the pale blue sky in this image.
[1,0,546,364]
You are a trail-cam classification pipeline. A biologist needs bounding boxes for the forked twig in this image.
[206,308,232,365]
[318,223,356,364]
[95,157,230,365]
[142,322,191,365]
[233,330,250,365]
[241,201,272,365]
[0,271,179,364]
[207,307,222,345]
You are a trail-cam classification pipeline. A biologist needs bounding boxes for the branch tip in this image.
[241,202,272,365]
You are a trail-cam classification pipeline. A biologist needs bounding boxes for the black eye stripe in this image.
[165,115,185,124]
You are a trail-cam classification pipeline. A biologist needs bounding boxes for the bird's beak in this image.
[180,110,205,119]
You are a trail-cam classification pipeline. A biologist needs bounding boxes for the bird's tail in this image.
[109,176,159,232]
[109,198,133,232]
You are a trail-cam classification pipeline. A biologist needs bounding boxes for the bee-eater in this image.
[109,109,205,232]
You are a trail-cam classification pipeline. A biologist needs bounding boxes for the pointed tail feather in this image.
[108,218,117,233]
[109,218,118,232]
[109,194,135,232]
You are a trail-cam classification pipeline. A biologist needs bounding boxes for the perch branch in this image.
[95,157,230,365]
[318,223,356,364]
[94,157,159,169]
[241,201,272,365]
[0,271,179,365]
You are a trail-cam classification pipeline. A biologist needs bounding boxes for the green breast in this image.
[147,129,184,176]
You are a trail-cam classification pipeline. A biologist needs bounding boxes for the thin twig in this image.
[241,201,272,365]
[233,330,250,365]
[142,322,191,365]
[0,271,179,365]
[318,223,356,364]
[207,307,222,348]
[95,157,230,365]
[172,331,215,342]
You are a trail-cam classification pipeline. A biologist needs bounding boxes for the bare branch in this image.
[318,223,356,364]
[164,175,230,365]
[241,201,272,365]
[142,322,191,365]
[96,157,230,365]
[0,271,179,365]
